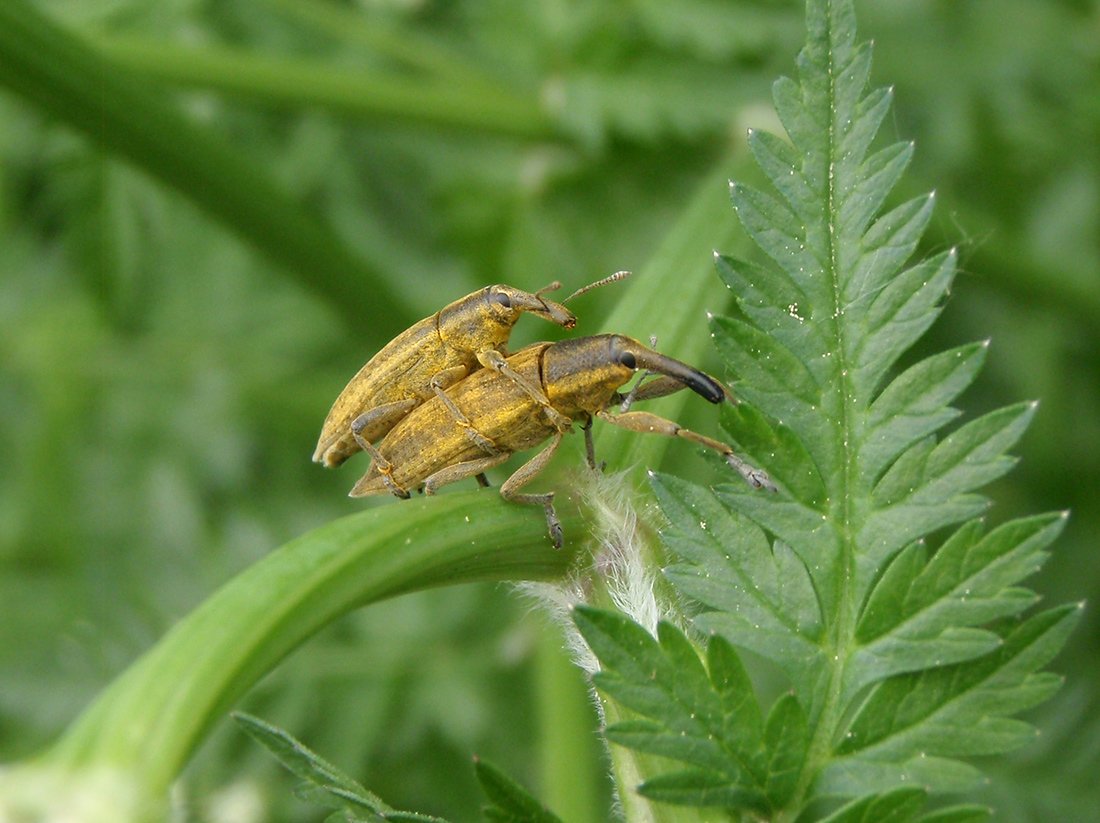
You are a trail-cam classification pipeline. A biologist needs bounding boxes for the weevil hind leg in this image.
[360,441,411,499]
[499,432,565,548]
[421,453,510,495]
[595,409,776,492]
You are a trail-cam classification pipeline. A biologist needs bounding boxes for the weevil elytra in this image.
[313,276,628,469]
[313,282,574,468]
[347,334,775,547]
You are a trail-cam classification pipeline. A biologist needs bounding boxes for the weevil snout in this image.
[611,336,726,404]
[488,284,576,329]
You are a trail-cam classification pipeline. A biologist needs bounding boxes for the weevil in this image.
[347,334,775,546]
[313,275,627,468]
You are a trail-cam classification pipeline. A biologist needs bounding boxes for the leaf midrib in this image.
[784,9,861,818]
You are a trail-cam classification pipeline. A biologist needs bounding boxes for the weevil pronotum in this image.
[313,275,628,468]
[347,334,775,547]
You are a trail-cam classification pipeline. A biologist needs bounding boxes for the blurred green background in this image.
[0,1,1096,821]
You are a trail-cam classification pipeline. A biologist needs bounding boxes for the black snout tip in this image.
[689,373,725,404]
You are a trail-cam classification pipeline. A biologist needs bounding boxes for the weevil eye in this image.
[618,351,637,369]
[491,291,512,309]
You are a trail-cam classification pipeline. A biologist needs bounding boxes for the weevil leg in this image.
[349,399,419,452]
[476,349,573,433]
[595,409,776,492]
[429,375,503,456]
[361,441,411,499]
[581,415,605,473]
[476,473,490,488]
[499,432,565,548]
[316,398,419,468]
[422,453,510,496]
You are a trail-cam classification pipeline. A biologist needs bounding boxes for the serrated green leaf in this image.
[636,768,762,809]
[842,140,913,241]
[627,1,1075,819]
[819,788,928,823]
[474,758,562,823]
[747,128,815,217]
[823,605,1080,796]
[849,194,936,305]
[720,402,826,505]
[574,606,772,812]
[862,343,986,481]
[856,251,957,397]
[917,804,991,823]
[864,403,1037,566]
[234,713,450,823]
[763,694,809,808]
[653,475,822,683]
[843,512,1063,697]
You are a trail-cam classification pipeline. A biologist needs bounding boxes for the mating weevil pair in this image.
[314,279,775,547]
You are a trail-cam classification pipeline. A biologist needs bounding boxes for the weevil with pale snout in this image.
[346,334,776,547]
[313,275,627,468]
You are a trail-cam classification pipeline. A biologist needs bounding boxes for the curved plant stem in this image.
[4,492,579,820]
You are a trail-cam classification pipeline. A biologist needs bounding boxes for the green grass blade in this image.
[0,0,404,330]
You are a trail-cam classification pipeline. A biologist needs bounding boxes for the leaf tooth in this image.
[840,140,914,241]
[847,192,936,308]
[748,128,818,220]
[837,85,894,179]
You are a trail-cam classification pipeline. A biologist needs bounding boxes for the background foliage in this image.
[0,1,1096,821]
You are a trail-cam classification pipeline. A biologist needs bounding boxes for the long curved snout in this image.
[627,344,726,404]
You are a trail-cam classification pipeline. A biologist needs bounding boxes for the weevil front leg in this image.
[581,415,605,473]
[499,432,566,548]
[595,409,776,492]
[477,349,573,433]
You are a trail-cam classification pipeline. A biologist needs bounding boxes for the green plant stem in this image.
[91,34,556,140]
[535,627,604,823]
[23,492,580,815]
[261,0,509,96]
[0,0,406,331]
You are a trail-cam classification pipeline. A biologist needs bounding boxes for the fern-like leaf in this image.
[234,713,450,823]
[573,606,809,815]
[580,0,1077,818]
[474,758,563,823]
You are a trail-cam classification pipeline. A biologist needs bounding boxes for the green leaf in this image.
[762,694,809,808]
[845,513,1063,697]
[0,0,407,330]
[573,606,774,813]
[234,712,450,822]
[474,758,562,823]
[818,788,928,823]
[823,604,1081,795]
[643,0,1077,818]
[653,474,823,687]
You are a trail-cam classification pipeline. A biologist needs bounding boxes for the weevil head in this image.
[619,337,726,404]
[486,283,576,330]
[543,334,725,415]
